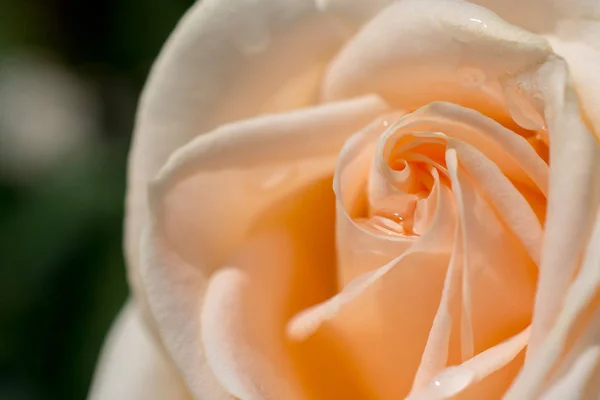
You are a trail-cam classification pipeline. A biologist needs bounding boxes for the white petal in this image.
[88,301,193,400]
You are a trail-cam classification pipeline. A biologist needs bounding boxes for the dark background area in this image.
[0,1,194,399]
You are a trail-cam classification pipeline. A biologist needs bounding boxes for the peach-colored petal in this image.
[407,327,529,400]
[88,301,193,400]
[446,147,536,359]
[141,97,388,399]
[200,240,304,400]
[287,166,455,341]
[150,96,387,269]
[288,162,455,397]
[469,0,600,33]
[332,113,416,285]
[505,201,600,398]
[322,0,552,128]
[404,103,549,195]
[289,113,539,397]
[411,221,463,391]
[446,149,476,363]
[450,140,544,265]
[314,0,599,34]
[546,38,600,139]
[523,58,600,362]
[539,346,600,400]
[412,139,539,396]
[126,0,353,317]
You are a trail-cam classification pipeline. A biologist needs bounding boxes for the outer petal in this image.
[126,0,354,321]
[322,0,552,132]
[142,97,389,399]
[504,58,600,399]
[317,0,600,33]
[546,38,600,139]
[88,301,192,400]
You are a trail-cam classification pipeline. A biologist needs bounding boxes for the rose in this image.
[90,0,600,399]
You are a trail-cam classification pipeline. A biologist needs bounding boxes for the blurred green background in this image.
[0,1,194,398]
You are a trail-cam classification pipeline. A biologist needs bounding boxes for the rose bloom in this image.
[90,0,600,399]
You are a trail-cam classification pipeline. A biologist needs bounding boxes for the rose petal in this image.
[407,327,529,400]
[333,113,421,286]
[317,0,600,34]
[287,162,455,397]
[446,147,536,360]
[142,97,389,399]
[411,219,464,391]
[126,0,353,313]
[524,58,600,362]
[404,103,549,195]
[450,140,544,265]
[469,0,600,33]
[322,0,552,130]
[506,196,600,398]
[288,123,538,397]
[546,38,600,139]
[88,301,193,400]
[539,346,600,399]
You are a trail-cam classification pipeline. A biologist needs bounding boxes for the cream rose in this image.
[90,0,600,399]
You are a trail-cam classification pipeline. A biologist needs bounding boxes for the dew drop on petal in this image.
[458,66,486,89]
[503,80,546,131]
[453,16,489,42]
[468,17,488,28]
[426,366,475,397]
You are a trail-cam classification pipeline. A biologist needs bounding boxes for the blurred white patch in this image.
[0,53,99,181]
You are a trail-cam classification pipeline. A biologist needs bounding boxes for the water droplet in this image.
[427,366,475,397]
[468,17,487,27]
[382,120,389,128]
[233,24,271,55]
[367,209,418,237]
[453,15,489,42]
[374,209,403,223]
[503,80,546,131]
[458,66,486,89]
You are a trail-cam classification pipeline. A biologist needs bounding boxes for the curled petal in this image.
[523,58,600,362]
[407,327,529,400]
[316,0,600,34]
[322,0,552,128]
[126,0,354,313]
[142,97,389,399]
[547,38,600,139]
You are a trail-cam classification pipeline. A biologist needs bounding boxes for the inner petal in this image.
[288,104,544,398]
